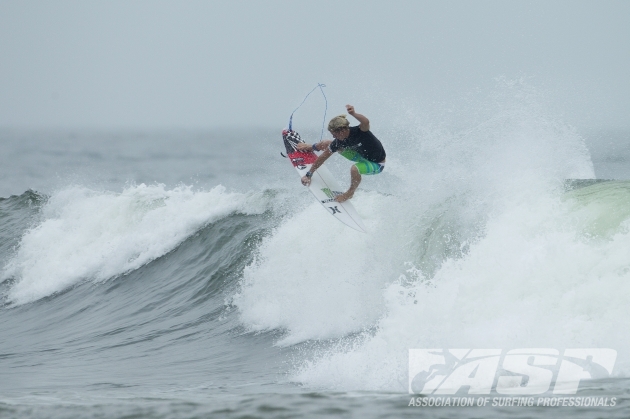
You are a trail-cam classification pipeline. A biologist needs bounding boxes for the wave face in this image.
[2,89,630,418]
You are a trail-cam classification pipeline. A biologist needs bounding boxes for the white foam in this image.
[3,183,267,305]
[234,191,402,346]
[294,191,630,390]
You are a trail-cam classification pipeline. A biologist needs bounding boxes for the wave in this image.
[3,82,625,398]
[0,188,280,396]
[1,183,272,305]
[0,190,45,265]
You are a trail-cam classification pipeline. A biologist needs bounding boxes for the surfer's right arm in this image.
[301,149,333,186]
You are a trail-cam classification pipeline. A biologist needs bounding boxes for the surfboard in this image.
[282,130,367,233]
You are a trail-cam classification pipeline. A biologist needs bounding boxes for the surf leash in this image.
[287,83,328,141]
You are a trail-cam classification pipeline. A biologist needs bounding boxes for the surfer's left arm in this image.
[346,104,370,132]
[301,149,333,186]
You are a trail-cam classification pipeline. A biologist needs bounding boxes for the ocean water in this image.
[2,99,630,418]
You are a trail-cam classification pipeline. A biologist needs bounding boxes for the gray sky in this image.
[1,0,628,129]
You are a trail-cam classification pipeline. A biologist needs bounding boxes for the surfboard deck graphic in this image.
[282,130,367,233]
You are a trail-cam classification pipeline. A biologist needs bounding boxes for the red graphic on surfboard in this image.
[282,130,317,167]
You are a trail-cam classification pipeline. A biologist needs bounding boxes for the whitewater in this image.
[2,88,630,418]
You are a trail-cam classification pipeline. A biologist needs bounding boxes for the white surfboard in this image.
[282,130,367,233]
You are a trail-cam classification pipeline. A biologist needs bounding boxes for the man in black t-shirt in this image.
[298,104,386,202]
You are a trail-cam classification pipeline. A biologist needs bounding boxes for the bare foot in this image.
[334,191,354,202]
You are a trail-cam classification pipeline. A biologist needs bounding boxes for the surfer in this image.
[299,105,386,202]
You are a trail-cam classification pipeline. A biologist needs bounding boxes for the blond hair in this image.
[328,115,350,132]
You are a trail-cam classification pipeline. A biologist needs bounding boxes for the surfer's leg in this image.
[335,152,383,202]
[336,165,361,203]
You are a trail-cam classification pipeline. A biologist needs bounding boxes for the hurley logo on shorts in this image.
[409,349,617,395]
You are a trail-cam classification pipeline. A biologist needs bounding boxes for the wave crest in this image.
[3,183,268,305]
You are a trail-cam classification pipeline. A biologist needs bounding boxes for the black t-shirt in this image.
[328,126,386,163]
